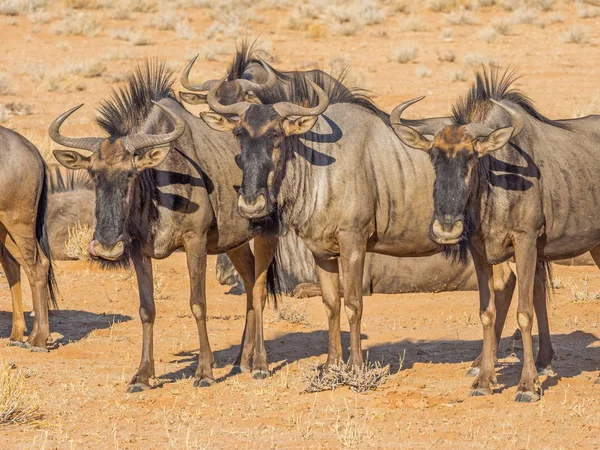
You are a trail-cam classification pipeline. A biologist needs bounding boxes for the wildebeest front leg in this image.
[339,232,367,369]
[184,239,216,387]
[314,256,341,368]
[226,243,256,374]
[128,254,156,392]
[514,236,542,402]
[0,245,26,345]
[533,262,554,375]
[470,251,498,396]
[585,245,600,384]
[251,235,278,379]
[468,262,515,377]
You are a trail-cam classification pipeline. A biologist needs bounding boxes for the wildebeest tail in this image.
[543,261,554,308]
[266,248,281,310]
[36,162,59,309]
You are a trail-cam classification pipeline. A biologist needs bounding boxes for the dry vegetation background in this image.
[1,0,600,448]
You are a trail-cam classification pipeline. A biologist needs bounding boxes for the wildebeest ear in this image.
[179,92,207,105]
[200,112,238,132]
[474,126,514,156]
[134,147,170,171]
[282,116,318,136]
[53,150,91,170]
[391,124,432,152]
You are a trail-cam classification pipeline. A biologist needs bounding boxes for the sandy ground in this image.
[1,1,600,448]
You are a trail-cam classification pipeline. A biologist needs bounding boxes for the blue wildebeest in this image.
[392,67,600,401]
[1,125,57,351]
[49,62,279,389]
[199,69,548,383]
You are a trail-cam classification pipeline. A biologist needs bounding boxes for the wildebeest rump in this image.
[392,67,600,401]
[0,125,57,351]
[201,69,527,377]
[50,62,278,389]
[217,230,479,296]
[47,167,95,260]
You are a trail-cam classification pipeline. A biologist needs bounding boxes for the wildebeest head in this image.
[49,102,185,263]
[178,55,277,107]
[391,97,523,245]
[199,74,329,220]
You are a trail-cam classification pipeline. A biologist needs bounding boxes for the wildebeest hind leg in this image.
[128,254,156,392]
[339,233,367,369]
[586,246,600,384]
[226,243,256,374]
[0,244,26,345]
[315,257,341,368]
[468,261,516,377]
[533,262,554,376]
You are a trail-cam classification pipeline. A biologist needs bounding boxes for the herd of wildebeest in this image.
[2,41,600,403]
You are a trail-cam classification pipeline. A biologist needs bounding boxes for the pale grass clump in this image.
[149,10,182,30]
[302,361,391,393]
[448,69,467,82]
[400,14,426,31]
[64,223,94,260]
[0,72,13,95]
[529,0,554,11]
[125,0,158,13]
[441,27,453,41]
[276,298,309,325]
[490,17,512,35]
[153,271,171,300]
[385,0,411,14]
[437,50,455,62]
[512,7,537,24]
[175,22,196,40]
[0,105,8,123]
[0,364,40,424]
[109,7,131,19]
[110,28,153,45]
[27,10,54,23]
[500,0,519,11]
[392,44,418,63]
[569,278,600,303]
[102,47,135,60]
[415,65,432,78]
[51,12,101,37]
[43,72,86,92]
[463,52,496,68]
[284,5,316,30]
[69,61,107,78]
[547,12,564,23]
[444,8,478,25]
[578,6,600,19]
[63,0,103,9]
[0,0,47,16]
[562,24,589,44]
[427,0,459,12]
[478,27,498,42]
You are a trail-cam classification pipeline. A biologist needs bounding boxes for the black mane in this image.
[96,60,175,137]
[255,69,389,124]
[452,66,568,129]
[48,166,93,194]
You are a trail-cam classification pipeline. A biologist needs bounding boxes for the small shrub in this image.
[387,0,411,14]
[444,8,478,25]
[415,65,432,78]
[0,364,40,424]
[63,0,101,9]
[441,27,453,41]
[150,10,181,30]
[437,50,456,62]
[51,12,101,37]
[110,28,153,45]
[562,25,589,44]
[491,17,512,35]
[478,27,498,42]
[0,0,47,16]
[569,278,600,303]
[175,22,195,40]
[302,361,391,393]
[400,14,426,31]
[427,0,458,12]
[530,0,554,11]
[512,7,537,24]
[64,223,94,260]
[547,12,564,23]
[0,73,13,95]
[0,105,8,123]
[449,69,467,82]
[392,44,418,63]
[276,299,309,325]
[578,6,600,19]
[464,52,489,67]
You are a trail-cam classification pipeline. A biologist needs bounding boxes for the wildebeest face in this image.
[202,104,318,220]
[394,123,514,245]
[54,140,170,261]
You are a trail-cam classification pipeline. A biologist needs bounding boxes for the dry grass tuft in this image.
[444,7,478,25]
[64,223,94,261]
[578,5,600,18]
[437,50,455,62]
[0,364,40,424]
[448,69,467,82]
[110,28,153,45]
[0,72,14,95]
[400,14,426,31]
[0,0,47,16]
[569,278,600,303]
[562,24,590,44]
[415,65,432,78]
[392,43,418,63]
[51,12,101,36]
[276,298,309,325]
[64,0,102,9]
[478,27,498,42]
[302,361,391,393]
[0,104,8,123]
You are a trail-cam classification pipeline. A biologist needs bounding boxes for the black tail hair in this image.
[266,246,281,310]
[37,162,58,309]
[543,261,554,307]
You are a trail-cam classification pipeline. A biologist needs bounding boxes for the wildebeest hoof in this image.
[230,365,251,375]
[127,383,151,393]
[466,367,480,377]
[469,387,492,397]
[22,342,32,349]
[193,378,216,388]
[30,346,49,353]
[537,366,555,376]
[252,369,269,380]
[515,391,540,403]
[8,340,26,348]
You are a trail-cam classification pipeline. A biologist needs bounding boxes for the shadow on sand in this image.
[159,329,599,390]
[0,309,132,347]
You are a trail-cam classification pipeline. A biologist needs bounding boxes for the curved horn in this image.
[490,99,524,137]
[207,77,253,116]
[122,101,186,152]
[180,54,219,92]
[272,79,329,118]
[236,57,278,93]
[390,96,426,125]
[48,104,103,152]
